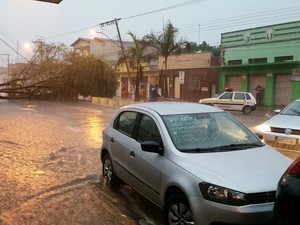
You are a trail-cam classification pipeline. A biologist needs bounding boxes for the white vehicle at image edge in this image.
[199,91,257,115]
[100,102,291,225]
[259,99,300,146]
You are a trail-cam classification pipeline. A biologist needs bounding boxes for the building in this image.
[218,20,300,106]
[116,60,159,101]
[70,37,133,66]
[71,37,158,100]
[70,37,219,102]
[159,52,219,102]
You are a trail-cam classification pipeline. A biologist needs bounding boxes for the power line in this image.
[0,38,28,62]
[122,0,206,20]
[177,6,300,44]
[46,24,100,40]
[46,0,207,40]
[0,22,34,60]
[179,6,300,32]
[1,1,300,59]
[46,2,300,43]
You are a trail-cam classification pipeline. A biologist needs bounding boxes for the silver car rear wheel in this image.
[102,154,119,187]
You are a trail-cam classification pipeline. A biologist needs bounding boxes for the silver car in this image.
[259,99,300,150]
[100,102,291,225]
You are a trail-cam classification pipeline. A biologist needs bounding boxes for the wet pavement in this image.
[0,100,293,225]
[0,99,161,225]
[231,105,277,131]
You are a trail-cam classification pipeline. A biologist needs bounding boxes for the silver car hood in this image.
[264,114,300,129]
[175,146,291,193]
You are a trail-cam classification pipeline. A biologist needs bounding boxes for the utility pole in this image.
[0,54,10,78]
[114,18,131,83]
[99,18,132,97]
[198,24,201,45]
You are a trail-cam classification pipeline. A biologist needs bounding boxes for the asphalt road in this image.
[0,99,162,225]
[0,99,278,225]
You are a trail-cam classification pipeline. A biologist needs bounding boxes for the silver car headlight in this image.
[257,124,271,133]
[199,182,247,206]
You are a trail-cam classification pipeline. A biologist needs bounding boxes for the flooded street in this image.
[0,100,161,225]
[0,99,296,225]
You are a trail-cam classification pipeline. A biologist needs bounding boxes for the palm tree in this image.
[123,31,153,101]
[145,21,187,97]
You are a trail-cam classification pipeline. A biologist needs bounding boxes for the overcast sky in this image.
[1,0,300,66]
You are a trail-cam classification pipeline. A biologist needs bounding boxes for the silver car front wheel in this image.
[165,195,194,225]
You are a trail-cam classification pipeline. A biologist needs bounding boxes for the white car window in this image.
[219,92,233,100]
[234,93,245,100]
[245,93,252,100]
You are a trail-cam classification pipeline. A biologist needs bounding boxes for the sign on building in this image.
[179,71,185,84]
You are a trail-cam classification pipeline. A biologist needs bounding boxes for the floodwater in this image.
[0,99,298,225]
[0,100,162,225]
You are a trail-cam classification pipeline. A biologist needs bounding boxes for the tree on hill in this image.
[180,41,221,57]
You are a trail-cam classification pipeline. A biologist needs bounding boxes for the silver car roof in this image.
[121,101,224,116]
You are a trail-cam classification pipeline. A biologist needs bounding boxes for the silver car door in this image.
[128,114,163,202]
[112,111,138,182]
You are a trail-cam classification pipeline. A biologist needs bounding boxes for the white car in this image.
[260,99,300,148]
[199,91,257,115]
[100,102,291,225]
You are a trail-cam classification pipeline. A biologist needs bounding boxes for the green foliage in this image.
[180,41,221,56]
[145,21,187,59]
[2,39,118,100]
[144,21,187,97]
[124,31,153,101]
[61,54,118,99]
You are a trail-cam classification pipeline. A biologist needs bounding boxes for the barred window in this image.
[189,77,201,90]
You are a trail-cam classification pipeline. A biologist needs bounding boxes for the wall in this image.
[219,20,300,106]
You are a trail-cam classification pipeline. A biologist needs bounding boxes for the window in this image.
[162,112,258,151]
[228,60,242,65]
[248,58,267,64]
[116,111,137,137]
[245,93,252,100]
[189,77,201,90]
[281,101,300,116]
[137,115,161,143]
[274,56,293,62]
[219,92,233,100]
[234,93,245,100]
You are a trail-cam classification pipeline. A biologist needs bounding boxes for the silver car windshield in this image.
[281,101,300,115]
[162,112,263,152]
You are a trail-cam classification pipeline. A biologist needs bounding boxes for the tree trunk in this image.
[134,64,141,101]
[163,56,169,98]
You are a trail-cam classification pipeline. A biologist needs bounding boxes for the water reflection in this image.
[85,115,104,147]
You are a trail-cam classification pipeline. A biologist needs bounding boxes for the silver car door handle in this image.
[130,151,135,157]
[110,138,114,143]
